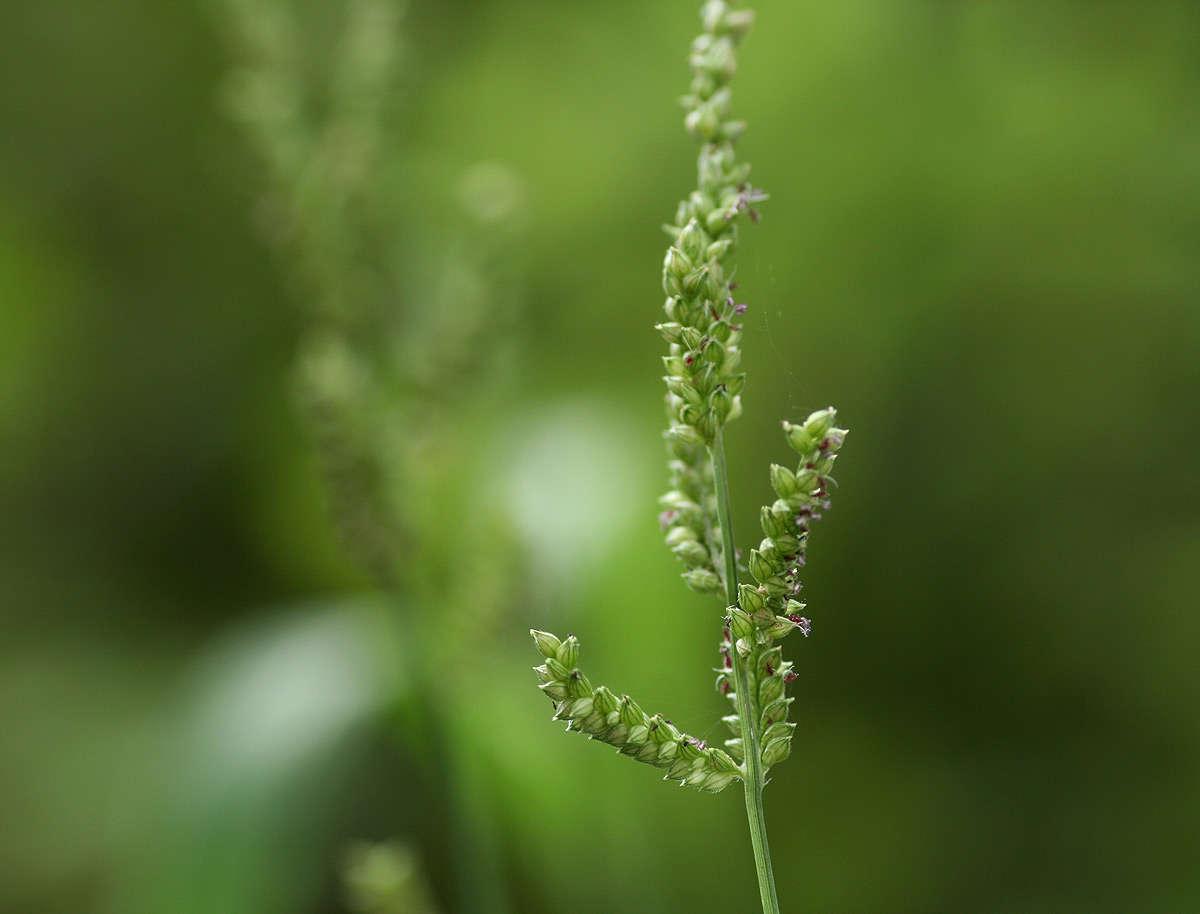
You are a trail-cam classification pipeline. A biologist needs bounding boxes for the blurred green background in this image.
[4,1,1200,912]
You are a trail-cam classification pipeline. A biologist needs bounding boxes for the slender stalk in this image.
[710,425,781,914]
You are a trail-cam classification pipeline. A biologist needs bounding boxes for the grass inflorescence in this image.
[529,3,849,911]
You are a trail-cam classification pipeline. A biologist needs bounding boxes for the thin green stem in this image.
[710,426,781,914]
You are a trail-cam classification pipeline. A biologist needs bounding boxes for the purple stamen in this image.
[788,616,812,638]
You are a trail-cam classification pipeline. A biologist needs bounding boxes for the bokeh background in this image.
[4,1,1200,912]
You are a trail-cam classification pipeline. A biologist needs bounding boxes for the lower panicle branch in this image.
[531,630,740,793]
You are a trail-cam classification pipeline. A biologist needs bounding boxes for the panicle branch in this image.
[719,408,849,774]
[531,631,740,792]
[657,0,764,597]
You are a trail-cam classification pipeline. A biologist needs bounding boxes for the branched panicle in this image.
[531,631,740,792]
[530,7,851,908]
[656,2,763,597]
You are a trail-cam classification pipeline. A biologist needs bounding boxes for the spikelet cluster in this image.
[657,0,765,596]
[531,631,740,793]
[716,408,848,773]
